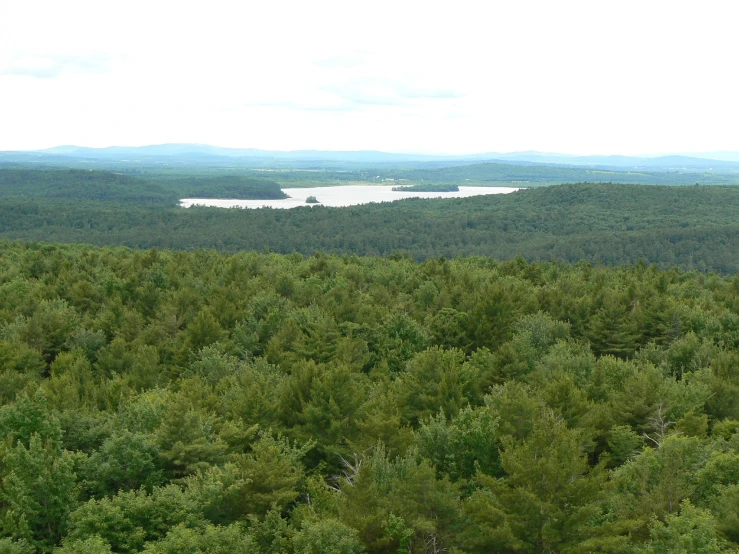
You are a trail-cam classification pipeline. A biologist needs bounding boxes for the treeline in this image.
[0,169,288,204]
[105,163,739,188]
[386,162,739,186]
[392,184,460,192]
[0,169,176,205]
[1,242,739,552]
[150,175,288,199]
[3,183,739,273]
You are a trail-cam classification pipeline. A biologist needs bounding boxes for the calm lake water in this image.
[180,185,520,209]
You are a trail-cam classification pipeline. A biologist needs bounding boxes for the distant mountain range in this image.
[38,144,457,162]
[2,144,739,172]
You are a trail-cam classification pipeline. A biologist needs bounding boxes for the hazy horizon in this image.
[5,142,739,161]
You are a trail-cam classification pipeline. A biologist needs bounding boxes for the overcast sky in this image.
[1,0,737,155]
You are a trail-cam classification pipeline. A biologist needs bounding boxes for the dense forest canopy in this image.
[1,242,739,552]
[2,171,739,273]
[0,169,177,205]
[3,160,739,552]
[0,169,287,203]
[157,175,288,200]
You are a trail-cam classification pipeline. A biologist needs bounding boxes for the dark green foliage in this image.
[6,180,739,272]
[0,169,287,204]
[79,430,166,498]
[0,169,176,204]
[164,175,288,199]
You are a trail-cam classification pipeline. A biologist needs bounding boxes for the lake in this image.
[180,185,520,209]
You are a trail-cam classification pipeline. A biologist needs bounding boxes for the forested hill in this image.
[2,183,739,273]
[0,169,177,204]
[144,175,289,199]
[0,169,288,203]
[386,162,739,185]
[1,243,739,552]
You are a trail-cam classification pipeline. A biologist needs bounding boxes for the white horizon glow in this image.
[1,0,737,156]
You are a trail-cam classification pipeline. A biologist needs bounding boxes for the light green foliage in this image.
[467,282,519,350]
[187,344,241,385]
[244,509,294,553]
[607,425,643,466]
[266,307,340,368]
[400,347,480,426]
[185,310,226,353]
[279,361,368,465]
[0,538,34,554]
[516,311,571,350]
[354,384,412,455]
[532,339,594,388]
[219,358,282,429]
[141,523,254,554]
[640,500,736,554]
[488,311,571,386]
[693,452,739,505]
[376,313,427,374]
[54,536,113,554]
[339,445,463,553]
[43,349,98,411]
[80,430,166,498]
[675,409,709,437]
[0,434,79,550]
[228,432,310,517]
[0,391,62,449]
[414,406,501,481]
[426,307,469,351]
[95,339,163,391]
[5,299,80,366]
[607,363,670,434]
[472,410,607,553]
[537,371,593,429]
[66,484,206,554]
[0,241,738,551]
[153,383,229,478]
[292,519,365,554]
[484,381,543,441]
[611,435,706,531]
[0,340,44,402]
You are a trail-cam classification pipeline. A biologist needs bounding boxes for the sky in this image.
[1,0,737,155]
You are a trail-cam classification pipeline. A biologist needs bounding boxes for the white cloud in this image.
[321,77,463,106]
[0,52,117,78]
[1,0,738,154]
